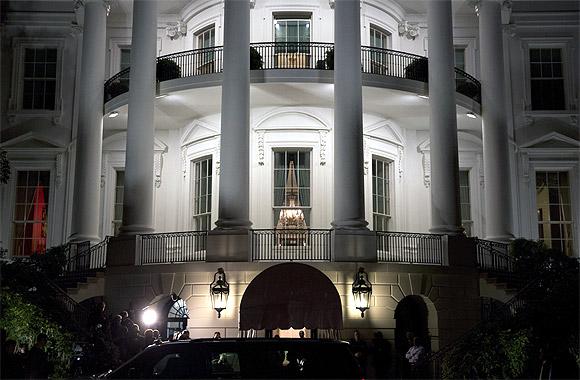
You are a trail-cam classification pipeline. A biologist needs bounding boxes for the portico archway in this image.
[239,263,343,332]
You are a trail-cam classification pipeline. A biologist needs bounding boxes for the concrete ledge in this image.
[332,229,377,262]
[206,229,250,262]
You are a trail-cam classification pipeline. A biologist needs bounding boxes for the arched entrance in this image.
[143,294,189,339]
[240,263,342,334]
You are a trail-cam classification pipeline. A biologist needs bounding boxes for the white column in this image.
[119,0,157,235]
[214,0,251,229]
[479,0,514,241]
[427,0,463,235]
[70,0,108,243]
[332,0,368,230]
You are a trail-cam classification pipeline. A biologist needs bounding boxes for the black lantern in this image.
[210,268,229,318]
[352,267,372,318]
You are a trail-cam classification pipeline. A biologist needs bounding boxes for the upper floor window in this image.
[274,14,311,55]
[192,157,212,230]
[370,26,390,49]
[22,48,57,110]
[119,47,131,83]
[372,157,391,231]
[454,47,466,71]
[459,170,472,236]
[196,26,215,49]
[12,171,50,256]
[274,150,310,227]
[536,171,573,255]
[112,170,124,236]
[529,48,565,110]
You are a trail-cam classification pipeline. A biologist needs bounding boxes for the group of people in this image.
[349,330,428,379]
[1,333,51,379]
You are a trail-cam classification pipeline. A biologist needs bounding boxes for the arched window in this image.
[166,299,189,339]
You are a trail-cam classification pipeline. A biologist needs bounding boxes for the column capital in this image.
[75,0,111,15]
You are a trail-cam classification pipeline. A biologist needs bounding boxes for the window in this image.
[274,16,311,54]
[112,170,124,236]
[274,150,310,227]
[196,26,215,49]
[192,157,212,230]
[209,351,240,377]
[12,171,50,256]
[529,48,565,110]
[119,47,131,83]
[459,170,472,236]
[454,47,466,71]
[167,299,189,339]
[22,48,57,110]
[369,26,390,74]
[195,26,216,73]
[536,171,573,255]
[372,157,391,231]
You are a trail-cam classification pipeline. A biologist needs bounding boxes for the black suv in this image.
[105,338,361,379]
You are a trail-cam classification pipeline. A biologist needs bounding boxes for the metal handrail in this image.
[251,228,332,262]
[376,231,446,265]
[104,42,482,104]
[64,237,109,273]
[139,230,208,264]
[476,239,513,273]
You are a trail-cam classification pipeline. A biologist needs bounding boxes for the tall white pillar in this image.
[332,0,368,230]
[119,0,157,235]
[214,0,251,229]
[70,0,108,243]
[427,0,463,235]
[479,0,513,241]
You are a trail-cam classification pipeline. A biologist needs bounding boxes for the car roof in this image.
[146,338,350,349]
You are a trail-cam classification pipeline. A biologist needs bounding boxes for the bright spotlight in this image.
[142,308,158,326]
[417,94,429,99]
[108,111,119,118]
[466,112,477,119]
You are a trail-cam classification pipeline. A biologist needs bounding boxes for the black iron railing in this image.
[377,231,446,265]
[139,231,208,264]
[476,239,513,273]
[104,42,482,104]
[64,237,109,273]
[251,229,331,261]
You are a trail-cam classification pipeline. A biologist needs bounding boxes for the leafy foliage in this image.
[404,58,428,82]
[0,150,10,184]
[156,58,182,81]
[250,47,263,70]
[325,48,334,70]
[0,291,74,378]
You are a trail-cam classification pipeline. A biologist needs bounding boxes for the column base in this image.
[484,234,514,243]
[206,229,250,262]
[332,228,377,262]
[68,233,102,244]
[429,225,465,236]
[118,224,155,236]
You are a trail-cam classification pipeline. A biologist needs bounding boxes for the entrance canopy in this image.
[240,263,343,331]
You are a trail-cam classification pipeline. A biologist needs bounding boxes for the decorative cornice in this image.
[319,130,328,166]
[421,152,431,188]
[398,21,419,40]
[154,153,163,188]
[55,153,64,188]
[256,131,265,165]
[397,146,404,178]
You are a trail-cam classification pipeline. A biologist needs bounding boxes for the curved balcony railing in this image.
[104,42,481,104]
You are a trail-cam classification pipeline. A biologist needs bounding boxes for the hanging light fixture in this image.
[352,267,372,318]
[210,268,229,318]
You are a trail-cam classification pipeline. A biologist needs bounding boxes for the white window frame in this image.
[459,169,473,237]
[112,169,125,236]
[194,24,216,49]
[8,38,64,116]
[191,156,213,231]
[369,24,391,49]
[272,13,312,43]
[372,155,393,231]
[520,38,576,113]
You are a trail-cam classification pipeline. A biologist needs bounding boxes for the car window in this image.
[151,352,191,378]
[209,351,240,378]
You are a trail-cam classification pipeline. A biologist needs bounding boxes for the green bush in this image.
[456,80,480,101]
[325,49,334,70]
[156,58,181,81]
[250,47,263,70]
[30,245,67,279]
[105,81,129,101]
[404,58,428,82]
[0,291,74,378]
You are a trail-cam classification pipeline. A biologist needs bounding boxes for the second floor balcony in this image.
[104,42,481,112]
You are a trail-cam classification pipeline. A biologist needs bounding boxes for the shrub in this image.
[105,81,129,101]
[156,59,181,81]
[404,58,428,82]
[0,291,74,378]
[456,80,480,101]
[250,47,263,70]
[325,48,334,70]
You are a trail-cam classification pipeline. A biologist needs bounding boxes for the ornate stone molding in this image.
[421,152,431,188]
[476,153,485,188]
[398,21,419,40]
[319,130,328,165]
[520,152,530,183]
[55,153,64,188]
[256,131,265,165]
[329,0,335,10]
[100,156,107,188]
[154,153,163,188]
[250,0,256,9]
[181,148,187,178]
[165,21,187,40]
[397,146,404,178]
[363,138,368,175]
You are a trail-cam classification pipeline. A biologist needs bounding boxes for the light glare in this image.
[142,308,158,326]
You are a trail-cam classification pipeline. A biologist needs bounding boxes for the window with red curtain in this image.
[12,171,50,256]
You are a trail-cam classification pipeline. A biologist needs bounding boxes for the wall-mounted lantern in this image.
[352,267,372,318]
[210,268,229,318]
